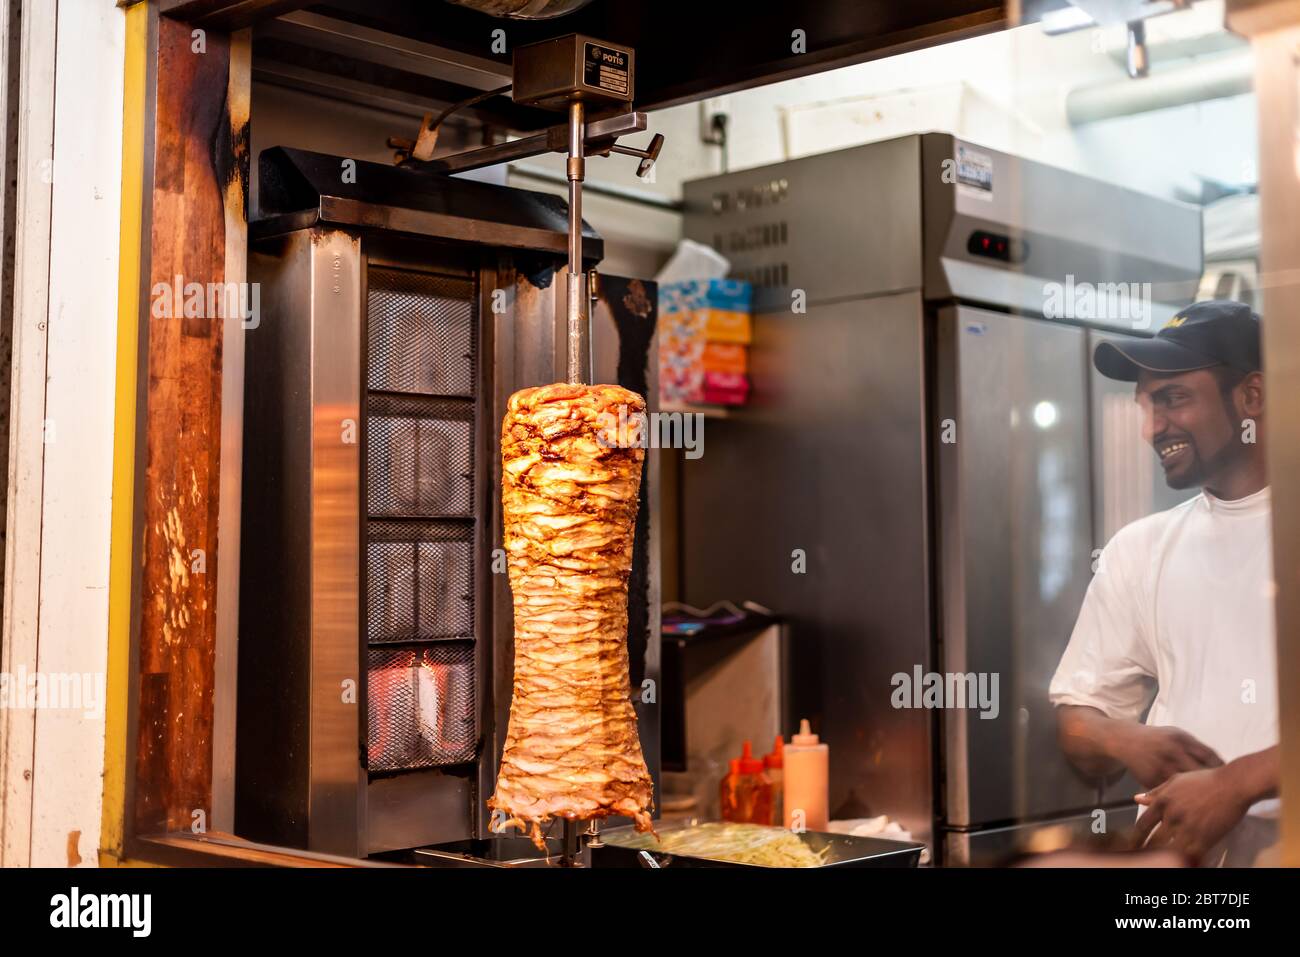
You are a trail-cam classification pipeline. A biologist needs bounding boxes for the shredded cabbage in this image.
[612,823,829,868]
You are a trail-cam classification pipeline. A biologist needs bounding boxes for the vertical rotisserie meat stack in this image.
[488,382,655,848]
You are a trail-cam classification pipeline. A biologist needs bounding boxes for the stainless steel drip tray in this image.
[411,837,572,868]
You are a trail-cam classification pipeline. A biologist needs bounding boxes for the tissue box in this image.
[702,342,747,375]
[658,279,753,406]
[702,308,751,345]
[702,371,749,406]
[659,278,752,314]
[660,354,705,404]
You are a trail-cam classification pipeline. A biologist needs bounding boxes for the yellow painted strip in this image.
[100,0,149,868]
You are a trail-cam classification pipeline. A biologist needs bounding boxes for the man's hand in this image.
[1132,766,1251,864]
[1112,723,1223,790]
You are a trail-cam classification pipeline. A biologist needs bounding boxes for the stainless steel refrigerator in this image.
[681,133,1201,863]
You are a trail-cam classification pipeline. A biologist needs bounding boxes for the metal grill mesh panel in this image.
[366,395,473,517]
[363,264,479,773]
[366,643,476,771]
[367,267,475,397]
[366,520,473,643]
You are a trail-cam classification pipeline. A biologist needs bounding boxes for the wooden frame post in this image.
[1227,0,1300,868]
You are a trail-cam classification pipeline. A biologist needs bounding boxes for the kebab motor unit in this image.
[234,37,665,864]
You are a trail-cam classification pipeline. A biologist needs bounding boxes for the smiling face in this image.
[1135,367,1258,490]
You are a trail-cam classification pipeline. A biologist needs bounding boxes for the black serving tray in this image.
[590,822,925,869]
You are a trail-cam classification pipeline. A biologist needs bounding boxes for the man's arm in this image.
[1057,704,1223,789]
[1220,745,1279,804]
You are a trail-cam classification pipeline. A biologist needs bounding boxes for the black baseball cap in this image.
[1093,299,1262,382]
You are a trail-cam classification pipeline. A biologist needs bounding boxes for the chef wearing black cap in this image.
[1049,300,1279,865]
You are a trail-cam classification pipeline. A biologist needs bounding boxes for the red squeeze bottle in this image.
[719,758,743,822]
[740,740,773,825]
[721,742,776,824]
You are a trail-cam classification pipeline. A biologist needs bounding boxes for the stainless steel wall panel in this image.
[237,232,316,849]
[306,228,365,856]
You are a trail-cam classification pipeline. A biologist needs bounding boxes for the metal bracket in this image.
[403,111,647,176]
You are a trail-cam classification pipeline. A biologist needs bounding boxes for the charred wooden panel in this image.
[133,14,250,836]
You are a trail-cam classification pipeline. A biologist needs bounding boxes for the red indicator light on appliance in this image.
[966,229,1024,264]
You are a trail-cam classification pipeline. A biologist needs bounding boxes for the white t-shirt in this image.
[1049,486,1277,824]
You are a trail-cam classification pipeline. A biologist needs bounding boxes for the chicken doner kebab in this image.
[488,383,655,848]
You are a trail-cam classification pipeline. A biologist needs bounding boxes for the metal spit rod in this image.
[559,818,581,867]
[566,100,587,386]
[556,100,602,866]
